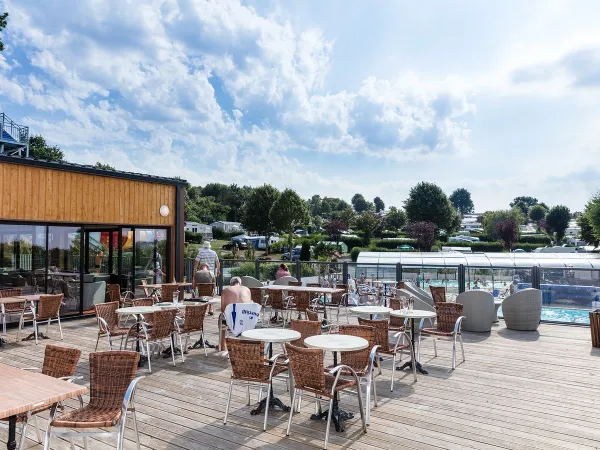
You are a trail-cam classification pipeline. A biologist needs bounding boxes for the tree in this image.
[449,188,474,215]
[28,135,65,162]
[512,201,530,222]
[373,197,385,213]
[545,205,571,243]
[270,188,310,258]
[510,196,538,208]
[94,162,115,170]
[331,206,355,228]
[577,213,599,247]
[406,221,437,251]
[324,219,346,246]
[0,13,8,52]
[495,219,518,251]
[529,204,546,223]
[385,206,407,230]
[584,192,600,245]
[241,185,280,254]
[482,209,523,241]
[351,193,373,213]
[354,211,381,245]
[404,182,456,231]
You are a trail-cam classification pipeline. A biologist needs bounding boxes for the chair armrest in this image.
[392,331,410,351]
[97,316,110,334]
[121,376,146,420]
[454,316,466,334]
[328,364,360,395]
[21,367,40,372]
[59,376,83,383]
[268,353,289,377]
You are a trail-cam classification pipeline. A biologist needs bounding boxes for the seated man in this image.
[220,276,252,351]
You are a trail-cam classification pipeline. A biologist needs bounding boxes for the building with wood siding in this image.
[0,155,185,316]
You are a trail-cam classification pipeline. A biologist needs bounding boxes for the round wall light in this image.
[159,205,170,217]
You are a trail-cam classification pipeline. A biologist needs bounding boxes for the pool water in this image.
[498,307,590,325]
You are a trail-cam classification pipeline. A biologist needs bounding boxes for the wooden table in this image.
[0,363,87,450]
[349,305,393,320]
[304,334,368,432]
[390,309,437,374]
[241,328,300,415]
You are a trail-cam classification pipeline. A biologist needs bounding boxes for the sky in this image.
[1,0,599,212]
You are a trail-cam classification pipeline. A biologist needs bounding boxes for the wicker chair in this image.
[107,284,135,307]
[94,301,132,351]
[358,317,416,389]
[131,298,154,307]
[126,308,182,373]
[44,351,144,450]
[177,303,209,357]
[388,297,407,332]
[17,294,64,344]
[420,303,466,369]
[196,282,215,298]
[502,288,542,331]
[140,279,159,302]
[1,345,81,450]
[268,290,294,328]
[284,343,366,450]
[291,291,312,319]
[429,286,447,305]
[224,338,289,431]
[288,281,302,287]
[290,319,321,347]
[160,284,179,303]
[323,292,349,325]
[1,287,24,335]
[336,324,379,424]
[306,309,319,322]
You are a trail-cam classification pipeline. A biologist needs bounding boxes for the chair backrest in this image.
[0,288,25,312]
[285,343,325,392]
[226,338,268,382]
[268,290,286,310]
[37,294,63,320]
[288,281,302,287]
[330,291,347,307]
[502,288,542,331]
[94,301,120,331]
[0,288,22,298]
[249,287,264,305]
[435,303,463,333]
[306,310,319,322]
[147,308,178,340]
[293,291,311,313]
[197,283,215,297]
[42,345,81,378]
[89,351,139,410]
[335,283,348,293]
[339,324,375,371]
[240,276,263,288]
[456,290,494,332]
[388,297,407,328]
[357,317,389,353]
[429,286,446,305]
[290,319,321,347]
[160,284,179,303]
[273,276,298,286]
[107,284,121,303]
[183,303,209,333]
[131,298,154,307]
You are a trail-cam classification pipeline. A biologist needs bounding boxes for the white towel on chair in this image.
[224,303,262,336]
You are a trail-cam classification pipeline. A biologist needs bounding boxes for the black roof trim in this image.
[0,155,188,186]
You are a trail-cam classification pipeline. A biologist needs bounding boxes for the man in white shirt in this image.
[194,241,220,314]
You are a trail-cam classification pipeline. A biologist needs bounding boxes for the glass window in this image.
[48,226,81,315]
[134,229,168,296]
[0,224,47,294]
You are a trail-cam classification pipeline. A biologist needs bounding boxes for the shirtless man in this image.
[220,277,252,350]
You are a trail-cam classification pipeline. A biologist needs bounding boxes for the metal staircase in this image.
[0,112,29,156]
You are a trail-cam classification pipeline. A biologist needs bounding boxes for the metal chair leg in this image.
[433,337,438,357]
[33,414,42,444]
[246,384,251,406]
[132,410,141,450]
[146,342,152,373]
[94,334,100,351]
[390,355,396,391]
[17,419,28,450]
[34,319,38,345]
[170,337,176,366]
[263,382,272,431]
[224,379,233,424]
[356,381,367,433]
[286,389,298,436]
[57,316,63,340]
[459,334,465,362]
[452,338,457,370]
[324,397,334,450]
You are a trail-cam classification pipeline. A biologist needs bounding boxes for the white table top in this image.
[260,285,344,294]
[241,328,301,343]
[377,280,397,284]
[350,306,393,315]
[304,334,368,352]
[115,306,161,315]
[144,282,193,289]
[390,309,437,319]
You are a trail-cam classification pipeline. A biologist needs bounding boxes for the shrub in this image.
[341,236,363,250]
[518,235,551,244]
[373,238,417,249]
[350,247,364,262]
[184,230,204,244]
[380,230,399,238]
[230,262,256,278]
[269,241,286,254]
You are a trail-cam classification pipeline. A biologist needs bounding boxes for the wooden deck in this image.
[2,314,600,450]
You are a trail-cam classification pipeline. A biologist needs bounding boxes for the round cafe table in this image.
[349,305,392,320]
[390,309,437,375]
[304,334,368,432]
[241,328,301,416]
[116,306,161,367]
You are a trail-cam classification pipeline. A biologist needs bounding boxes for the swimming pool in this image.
[498,307,590,325]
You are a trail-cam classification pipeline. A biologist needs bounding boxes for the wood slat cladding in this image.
[0,162,176,226]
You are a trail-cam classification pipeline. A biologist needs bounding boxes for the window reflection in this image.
[48,226,81,315]
[0,224,46,294]
[134,229,168,296]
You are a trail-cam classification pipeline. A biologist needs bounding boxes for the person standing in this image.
[194,241,220,314]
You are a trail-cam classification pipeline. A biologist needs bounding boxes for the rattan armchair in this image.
[196,282,215,298]
[44,351,144,450]
[336,324,379,425]
[249,287,269,324]
[1,287,24,335]
[291,291,312,320]
[224,338,289,431]
[388,297,407,332]
[107,284,135,307]
[305,283,321,288]
[160,284,179,303]
[284,343,367,450]
[17,294,64,344]
[1,345,81,450]
[176,303,209,357]
[290,319,321,347]
[126,308,182,373]
[358,317,417,389]
[288,281,302,287]
[429,286,447,305]
[420,302,465,369]
[94,301,132,351]
[268,290,294,328]
[306,309,319,322]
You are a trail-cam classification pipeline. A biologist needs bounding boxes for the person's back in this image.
[221,282,252,311]
[194,266,215,284]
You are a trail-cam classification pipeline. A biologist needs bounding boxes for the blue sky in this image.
[1,0,599,212]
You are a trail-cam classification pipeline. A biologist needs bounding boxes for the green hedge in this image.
[184,230,205,244]
[518,235,551,244]
[439,241,505,252]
